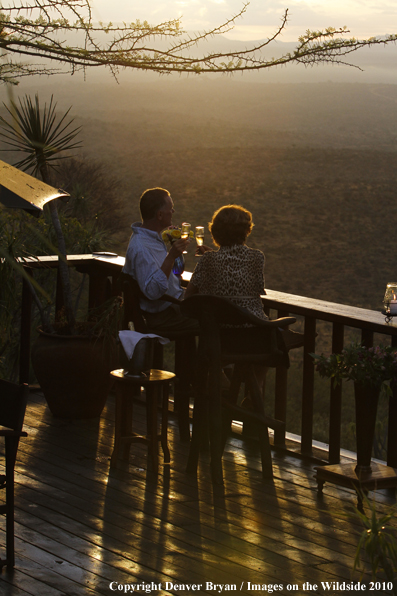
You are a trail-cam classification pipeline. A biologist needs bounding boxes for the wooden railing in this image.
[261,289,397,468]
[18,254,397,467]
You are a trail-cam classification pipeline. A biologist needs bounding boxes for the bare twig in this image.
[0,1,395,82]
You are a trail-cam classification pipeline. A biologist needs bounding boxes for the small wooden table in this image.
[314,462,397,510]
[110,369,175,472]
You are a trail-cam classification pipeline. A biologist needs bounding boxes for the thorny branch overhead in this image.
[0,0,396,83]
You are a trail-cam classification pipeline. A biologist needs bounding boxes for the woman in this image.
[185,204,266,321]
[185,204,302,402]
[185,204,270,401]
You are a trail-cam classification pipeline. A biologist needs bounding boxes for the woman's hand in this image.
[195,244,213,256]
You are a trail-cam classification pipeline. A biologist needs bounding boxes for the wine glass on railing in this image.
[181,222,191,253]
[195,226,204,255]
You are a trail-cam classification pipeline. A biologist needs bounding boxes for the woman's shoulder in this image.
[199,248,219,261]
[242,245,265,259]
[191,248,216,276]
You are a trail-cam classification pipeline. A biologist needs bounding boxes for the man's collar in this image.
[132,224,163,240]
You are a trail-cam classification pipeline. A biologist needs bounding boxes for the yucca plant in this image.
[0,94,82,333]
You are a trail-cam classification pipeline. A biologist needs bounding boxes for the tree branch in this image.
[0,1,395,82]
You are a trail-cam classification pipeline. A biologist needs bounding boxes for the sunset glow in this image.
[91,0,397,42]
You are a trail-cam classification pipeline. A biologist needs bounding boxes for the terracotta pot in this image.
[354,382,380,473]
[31,327,117,419]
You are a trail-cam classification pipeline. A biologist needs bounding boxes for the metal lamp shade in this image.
[0,160,69,217]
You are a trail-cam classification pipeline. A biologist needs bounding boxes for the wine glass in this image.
[181,222,191,239]
[181,222,191,253]
[195,226,204,255]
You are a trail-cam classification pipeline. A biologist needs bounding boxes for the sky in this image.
[90,0,397,42]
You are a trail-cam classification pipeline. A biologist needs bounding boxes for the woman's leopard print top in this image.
[189,244,267,320]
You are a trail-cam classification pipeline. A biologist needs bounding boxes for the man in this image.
[123,187,199,336]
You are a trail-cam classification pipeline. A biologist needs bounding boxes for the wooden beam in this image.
[301,316,316,455]
[19,269,33,385]
[388,334,397,467]
[274,308,290,447]
[328,323,344,464]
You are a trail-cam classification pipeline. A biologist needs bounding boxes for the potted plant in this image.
[0,94,121,418]
[312,343,397,472]
[353,493,397,590]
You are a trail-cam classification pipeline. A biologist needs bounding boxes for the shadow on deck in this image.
[1,388,395,595]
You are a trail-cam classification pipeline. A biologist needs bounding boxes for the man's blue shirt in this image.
[122,223,183,313]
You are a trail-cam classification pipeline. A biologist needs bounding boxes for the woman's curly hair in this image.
[209,204,253,247]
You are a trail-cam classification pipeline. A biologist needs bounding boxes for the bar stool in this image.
[180,295,296,485]
[110,369,175,472]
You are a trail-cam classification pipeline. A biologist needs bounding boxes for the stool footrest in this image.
[223,400,285,432]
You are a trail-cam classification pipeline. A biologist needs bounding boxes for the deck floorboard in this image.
[1,389,396,595]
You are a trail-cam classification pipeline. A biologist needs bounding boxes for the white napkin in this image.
[118,330,170,360]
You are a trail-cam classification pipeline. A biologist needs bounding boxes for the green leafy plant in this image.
[353,493,397,592]
[0,95,126,349]
[0,95,81,176]
[311,343,397,397]
[0,93,82,333]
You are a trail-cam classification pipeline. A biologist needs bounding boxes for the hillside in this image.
[1,77,397,310]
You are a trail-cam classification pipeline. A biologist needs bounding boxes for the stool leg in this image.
[247,365,273,479]
[257,422,273,479]
[161,383,171,464]
[186,379,206,474]
[122,390,134,461]
[111,383,125,468]
[274,365,287,447]
[209,367,223,485]
[147,386,159,473]
[5,437,15,567]
[222,365,245,450]
[175,338,194,442]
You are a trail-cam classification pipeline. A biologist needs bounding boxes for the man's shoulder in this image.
[129,225,161,246]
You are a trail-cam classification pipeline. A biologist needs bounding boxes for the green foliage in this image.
[312,343,397,395]
[0,152,123,380]
[0,92,85,332]
[53,157,125,242]
[354,494,397,591]
[89,296,124,344]
[0,94,81,177]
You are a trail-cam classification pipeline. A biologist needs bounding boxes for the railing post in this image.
[361,329,374,348]
[19,268,33,385]
[274,309,290,447]
[387,334,397,467]
[301,316,316,455]
[328,322,344,464]
[55,265,64,321]
[88,272,111,311]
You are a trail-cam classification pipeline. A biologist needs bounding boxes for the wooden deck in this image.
[1,388,396,596]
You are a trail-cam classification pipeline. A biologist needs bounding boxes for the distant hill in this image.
[1,72,397,310]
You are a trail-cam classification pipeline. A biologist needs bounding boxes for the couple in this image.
[123,187,303,404]
[122,187,267,336]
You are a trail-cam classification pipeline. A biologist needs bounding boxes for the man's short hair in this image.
[140,187,170,221]
[209,204,253,246]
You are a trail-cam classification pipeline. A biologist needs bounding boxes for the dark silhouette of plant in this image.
[53,156,124,240]
[354,494,397,592]
[0,94,82,332]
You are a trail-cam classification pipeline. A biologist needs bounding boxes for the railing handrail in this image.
[262,288,397,336]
